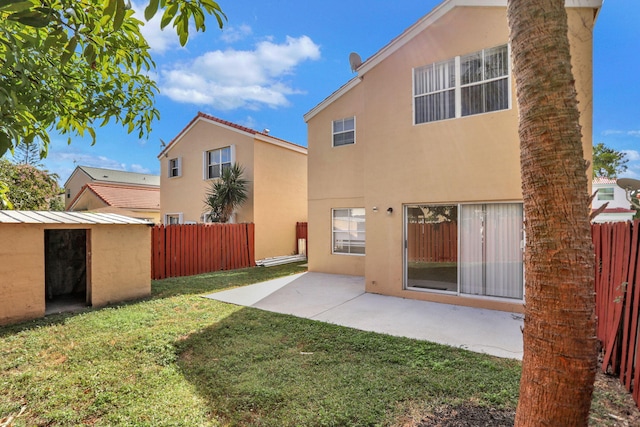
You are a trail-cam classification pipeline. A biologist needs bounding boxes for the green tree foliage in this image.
[0,0,226,159]
[204,163,249,223]
[592,142,628,178]
[0,159,63,210]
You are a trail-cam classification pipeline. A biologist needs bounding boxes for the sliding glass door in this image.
[405,203,523,300]
[405,205,458,292]
[459,203,523,299]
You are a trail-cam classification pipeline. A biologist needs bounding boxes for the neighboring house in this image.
[64,166,160,222]
[68,182,161,223]
[304,0,601,313]
[592,177,635,223]
[158,112,307,260]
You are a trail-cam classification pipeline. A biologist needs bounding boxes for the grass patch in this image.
[0,261,634,426]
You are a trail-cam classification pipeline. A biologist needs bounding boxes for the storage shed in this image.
[0,210,152,326]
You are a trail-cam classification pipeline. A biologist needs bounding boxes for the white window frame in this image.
[597,187,615,201]
[168,157,181,178]
[332,117,356,147]
[332,208,365,256]
[203,145,235,180]
[413,44,511,125]
[165,213,183,225]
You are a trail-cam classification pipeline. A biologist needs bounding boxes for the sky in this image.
[27,0,640,184]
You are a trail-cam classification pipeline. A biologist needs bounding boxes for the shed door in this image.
[45,229,88,303]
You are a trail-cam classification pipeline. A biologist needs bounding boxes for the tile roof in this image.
[592,177,617,185]
[76,183,160,211]
[157,111,306,158]
[595,207,636,214]
[76,166,160,187]
[0,210,151,225]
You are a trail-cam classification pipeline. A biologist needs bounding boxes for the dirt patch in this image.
[400,370,640,427]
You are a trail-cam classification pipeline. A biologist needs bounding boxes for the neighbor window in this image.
[205,146,232,179]
[332,208,365,255]
[414,44,510,124]
[168,157,181,178]
[165,213,182,225]
[333,117,355,146]
[597,187,615,201]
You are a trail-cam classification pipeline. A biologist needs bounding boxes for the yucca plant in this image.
[204,163,249,223]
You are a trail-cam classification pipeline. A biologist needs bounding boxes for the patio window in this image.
[405,202,523,300]
[332,208,365,255]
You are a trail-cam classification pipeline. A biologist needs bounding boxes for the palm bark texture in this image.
[507,0,597,425]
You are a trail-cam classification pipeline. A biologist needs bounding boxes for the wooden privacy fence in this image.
[593,220,640,408]
[407,222,457,263]
[151,223,255,280]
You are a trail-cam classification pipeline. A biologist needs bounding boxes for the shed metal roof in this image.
[0,210,152,225]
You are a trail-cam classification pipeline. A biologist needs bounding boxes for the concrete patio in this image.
[204,272,524,360]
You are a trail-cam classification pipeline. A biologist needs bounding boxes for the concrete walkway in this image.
[204,272,524,360]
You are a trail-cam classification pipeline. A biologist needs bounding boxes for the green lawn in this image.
[0,262,630,426]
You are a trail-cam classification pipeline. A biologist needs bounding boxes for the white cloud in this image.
[220,25,252,43]
[130,164,152,174]
[602,129,640,138]
[42,148,154,183]
[132,2,181,54]
[159,35,321,110]
[623,150,640,161]
[602,130,624,136]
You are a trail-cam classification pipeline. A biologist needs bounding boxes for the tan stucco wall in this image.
[160,119,256,224]
[306,5,595,312]
[253,138,308,259]
[90,225,151,307]
[0,223,151,326]
[70,190,108,211]
[0,224,46,325]
[307,80,366,276]
[64,169,92,209]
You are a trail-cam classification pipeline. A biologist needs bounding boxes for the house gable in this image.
[304,0,602,122]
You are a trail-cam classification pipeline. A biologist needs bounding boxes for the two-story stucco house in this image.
[158,112,307,261]
[592,177,636,223]
[64,166,161,223]
[304,0,601,312]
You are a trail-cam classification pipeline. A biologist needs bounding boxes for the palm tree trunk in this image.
[507,0,597,425]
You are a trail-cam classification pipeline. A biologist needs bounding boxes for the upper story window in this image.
[414,44,510,125]
[332,117,355,147]
[205,146,232,179]
[597,187,615,201]
[460,45,509,116]
[168,157,181,178]
[414,59,456,123]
